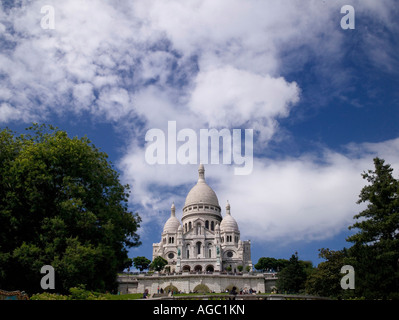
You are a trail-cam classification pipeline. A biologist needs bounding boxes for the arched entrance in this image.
[194,265,202,272]
[206,265,214,272]
[164,285,179,294]
[182,265,191,272]
[193,284,211,293]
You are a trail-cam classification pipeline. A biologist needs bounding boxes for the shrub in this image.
[30,292,68,300]
[193,284,211,293]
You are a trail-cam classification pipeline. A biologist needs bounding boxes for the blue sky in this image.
[1,0,399,267]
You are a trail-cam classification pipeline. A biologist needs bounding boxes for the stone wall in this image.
[117,273,277,295]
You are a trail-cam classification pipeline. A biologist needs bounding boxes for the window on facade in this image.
[189,222,192,230]
[196,223,201,235]
[211,221,214,231]
[205,220,209,229]
[197,242,201,255]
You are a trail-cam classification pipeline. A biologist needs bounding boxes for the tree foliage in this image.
[346,157,399,299]
[133,256,151,272]
[348,157,399,245]
[150,256,168,272]
[0,124,141,294]
[305,248,353,299]
[254,257,289,272]
[276,252,310,294]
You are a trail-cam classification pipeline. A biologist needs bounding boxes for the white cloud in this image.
[1,0,396,128]
[218,156,364,243]
[188,66,300,143]
[72,82,95,111]
[0,0,147,122]
[0,102,22,122]
[0,1,323,124]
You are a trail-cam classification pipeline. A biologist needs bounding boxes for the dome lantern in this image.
[198,163,205,181]
[171,202,176,216]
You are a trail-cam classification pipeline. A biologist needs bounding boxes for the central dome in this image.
[183,164,220,209]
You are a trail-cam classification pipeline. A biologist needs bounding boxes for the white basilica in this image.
[152,164,252,273]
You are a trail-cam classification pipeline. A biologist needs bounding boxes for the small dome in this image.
[184,164,220,208]
[220,215,239,232]
[163,216,181,233]
[220,201,239,233]
[163,202,181,233]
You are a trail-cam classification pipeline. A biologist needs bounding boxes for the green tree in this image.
[150,256,168,272]
[254,257,277,271]
[254,257,289,272]
[276,252,308,294]
[0,124,141,294]
[133,256,151,272]
[346,157,399,299]
[276,259,290,271]
[305,248,353,298]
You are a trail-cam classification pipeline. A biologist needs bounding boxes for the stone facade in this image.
[152,164,252,273]
[118,273,277,295]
